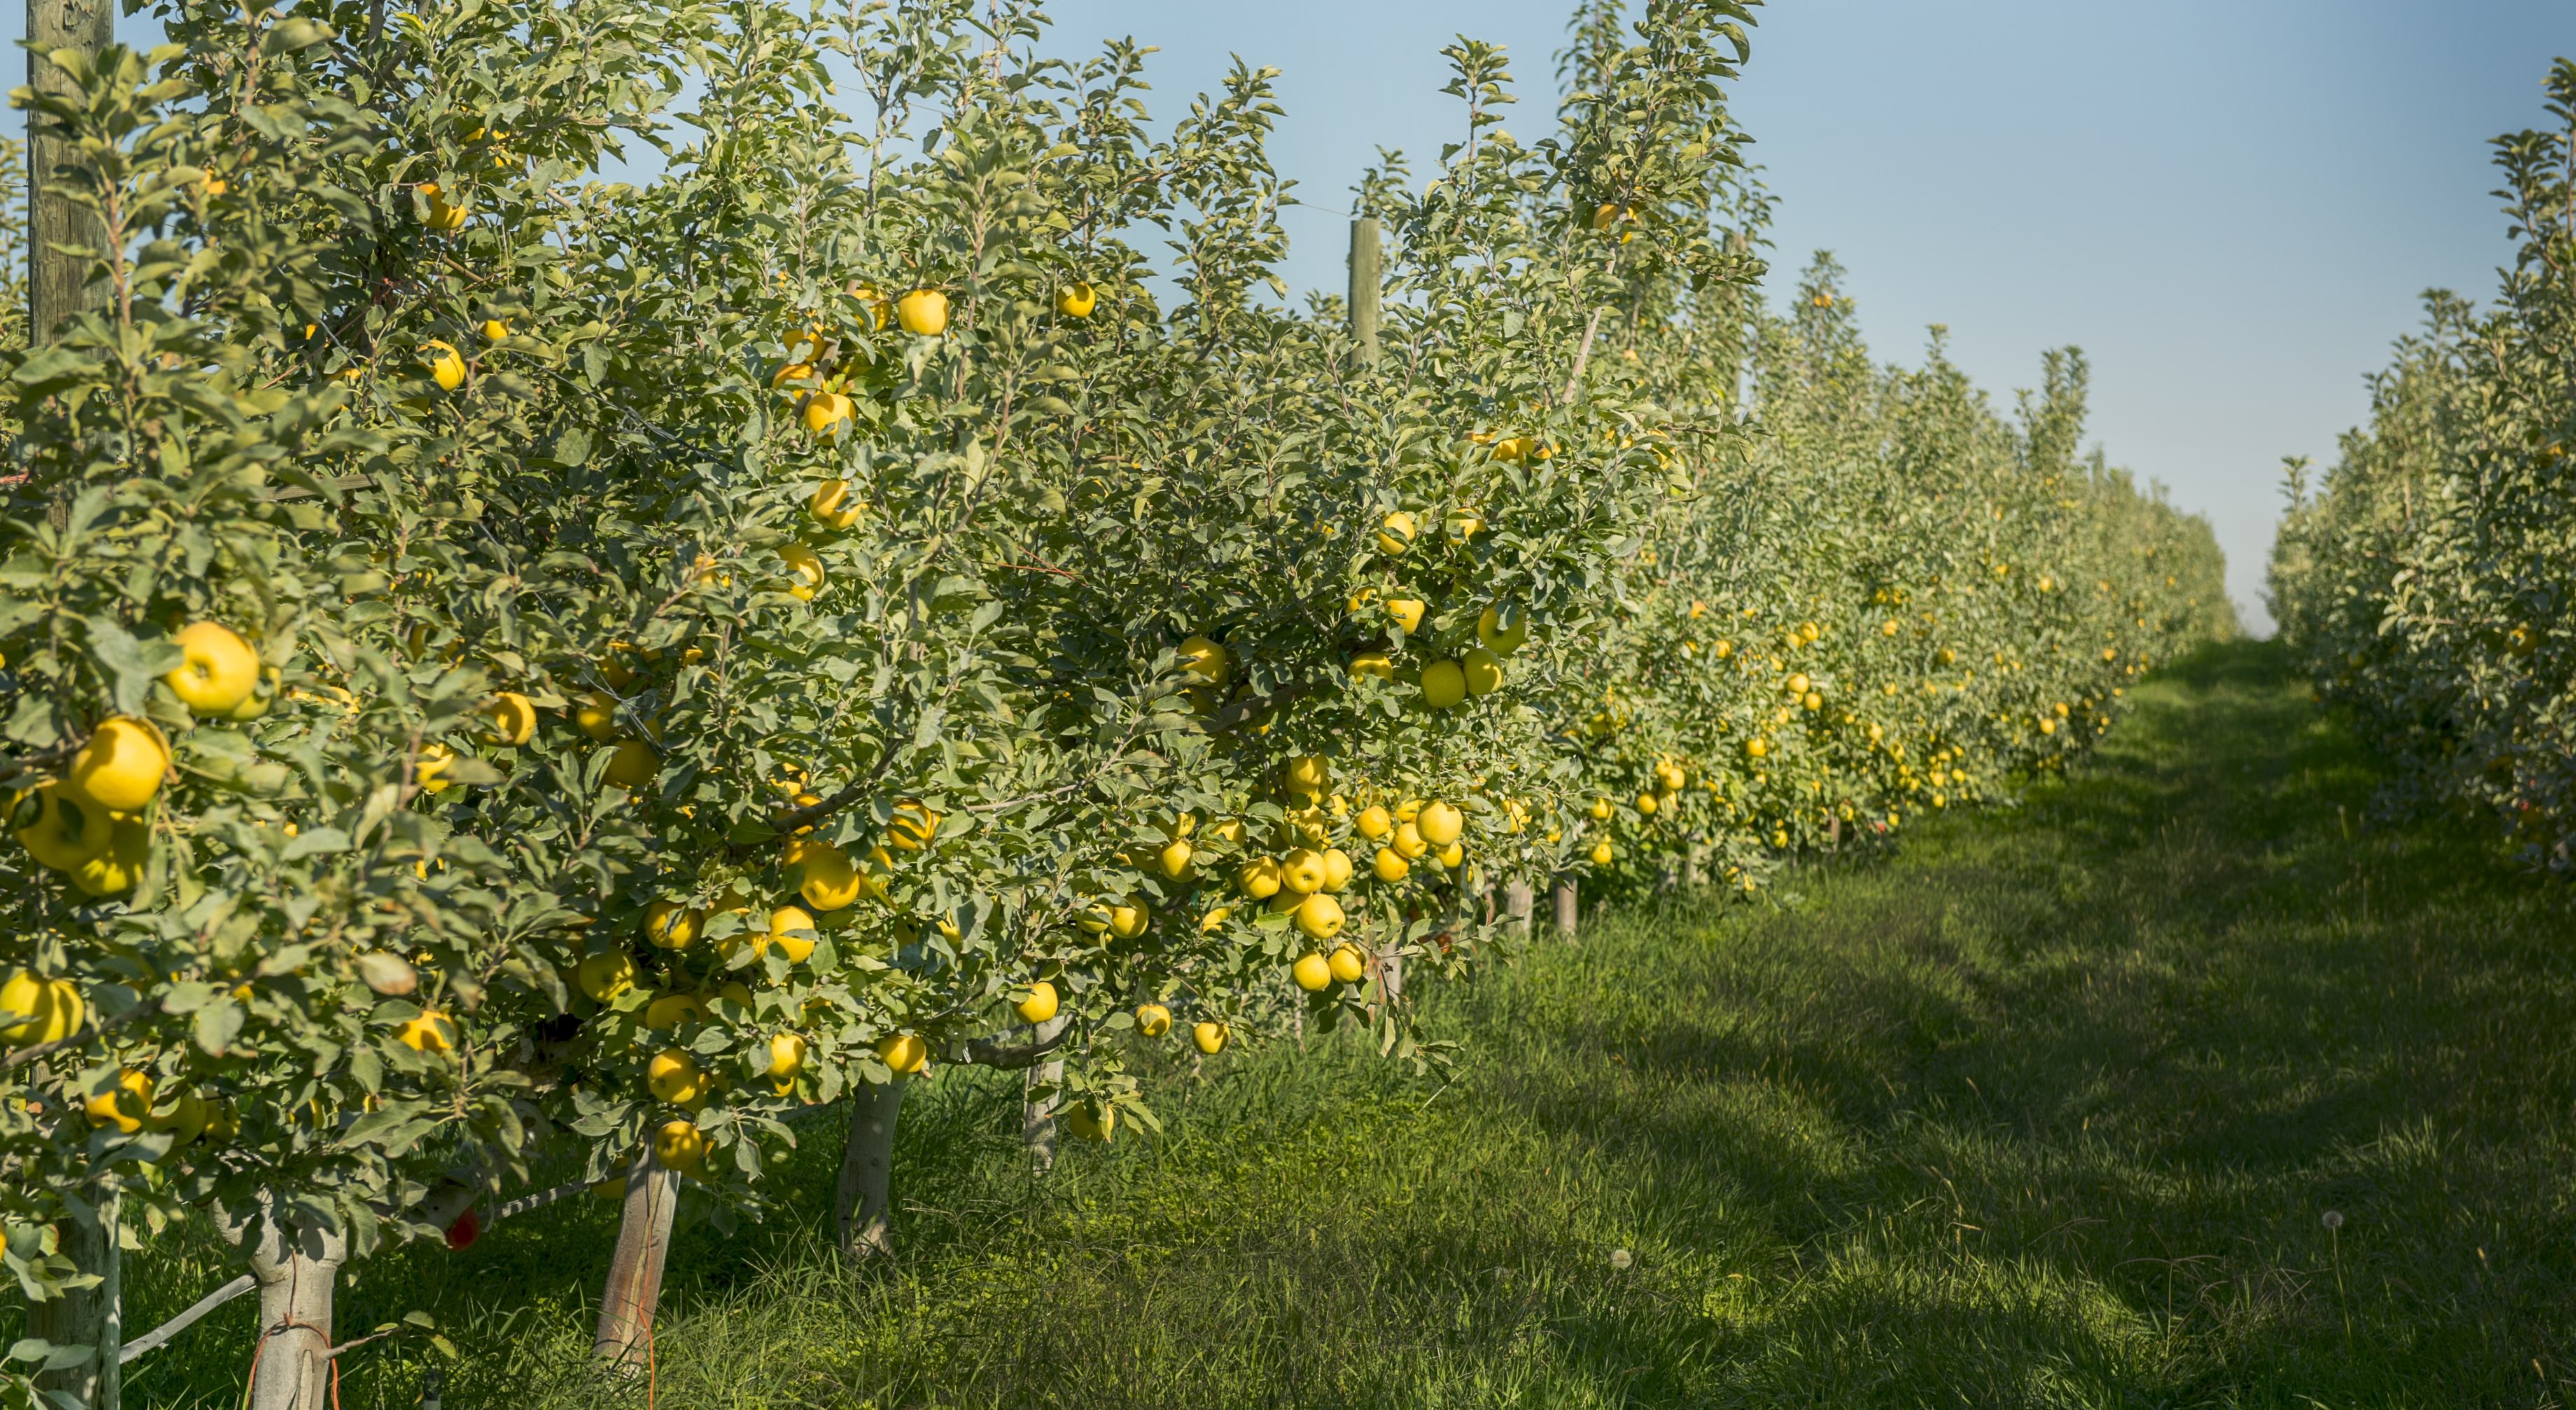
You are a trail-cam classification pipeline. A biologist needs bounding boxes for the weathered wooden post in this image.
[592,1155,680,1367]
[27,0,113,340]
[1348,216,1380,367]
[1553,874,1578,938]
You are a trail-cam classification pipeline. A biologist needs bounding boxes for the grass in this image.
[124,639,2576,1407]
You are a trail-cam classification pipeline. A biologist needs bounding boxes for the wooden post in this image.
[222,1191,347,1410]
[592,1156,680,1367]
[1348,217,1380,366]
[1504,877,1534,935]
[836,1076,909,1258]
[1020,1016,1069,1170]
[1552,875,1578,939]
[27,0,114,341]
[32,1188,117,1409]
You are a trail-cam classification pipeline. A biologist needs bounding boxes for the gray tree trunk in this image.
[27,0,113,340]
[220,1192,347,1410]
[1504,877,1534,935]
[1023,1057,1063,1171]
[1553,875,1578,938]
[31,1187,117,1409]
[591,1157,680,1368]
[836,1076,909,1258]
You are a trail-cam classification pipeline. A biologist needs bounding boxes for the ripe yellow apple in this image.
[1193,1021,1228,1054]
[1283,755,1329,795]
[764,906,818,963]
[1637,792,1658,816]
[644,900,703,950]
[1320,847,1353,891]
[86,1068,153,1133]
[424,340,466,390]
[764,1032,808,1085]
[163,622,260,715]
[1391,821,1426,860]
[1476,604,1527,656]
[1590,840,1614,867]
[1377,511,1418,554]
[603,739,659,790]
[888,798,940,851]
[69,816,150,896]
[482,319,510,341]
[0,972,83,1047]
[1158,838,1195,880]
[652,1119,706,1174]
[1239,856,1283,899]
[875,1032,929,1074]
[1444,505,1485,540]
[1386,599,1427,634]
[1348,650,1395,680]
[69,716,169,812]
[811,479,864,529]
[1461,647,1504,696]
[1056,281,1097,317]
[644,992,708,1030]
[396,1011,456,1053]
[15,783,111,871]
[648,1048,706,1103]
[1745,738,1769,759]
[776,543,826,601]
[1420,660,1466,709]
[1279,848,1326,895]
[1066,1103,1116,1142]
[1436,842,1464,869]
[1415,800,1462,848]
[896,288,948,335]
[1356,806,1392,841]
[1107,900,1149,940]
[1327,945,1366,984]
[478,692,537,747]
[1199,905,1232,933]
[797,842,864,911]
[1135,1003,1172,1037]
[1296,893,1345,941]
[1016,981,1060,1024]
[1291,952,1333,991]
[1373,846,1408,882]
[1177,634,1231,685]
[573,691,620,743]
[802,392,853,435]
[576,950,636,1002]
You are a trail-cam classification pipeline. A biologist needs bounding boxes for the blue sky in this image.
[18,1,2572,629]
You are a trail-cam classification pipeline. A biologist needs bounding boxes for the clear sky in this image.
[17,1,2572,630]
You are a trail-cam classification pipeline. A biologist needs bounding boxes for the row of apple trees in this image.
[0,0,2230,1402]
[2269,59,2575,873]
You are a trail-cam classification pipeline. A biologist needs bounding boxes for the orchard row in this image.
[2270,60,2575,875]
[0,1,2226,1403]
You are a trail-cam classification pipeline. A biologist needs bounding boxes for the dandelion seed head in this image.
[1609,1248,1633,1269]
[2323,1210,2345,1231]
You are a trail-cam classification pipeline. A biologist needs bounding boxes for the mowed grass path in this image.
[134,641,2576,1408]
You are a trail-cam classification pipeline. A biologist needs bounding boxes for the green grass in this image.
[127,641,2576,1407]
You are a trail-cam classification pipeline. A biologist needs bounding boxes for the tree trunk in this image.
[31,1187,117,1409]
[221,1192,346,1410]
[1023,1057,1063,1171]
[591,1155,680,1369]
[1504,877,1534,935]
[1553,875,1578,938]
[836,1076,908,1259]
[27,0,113,341]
